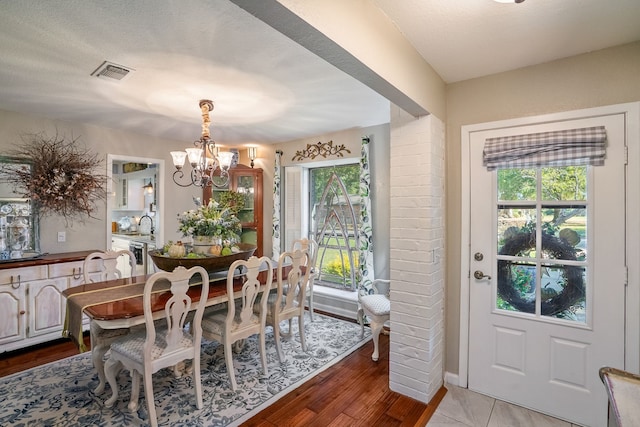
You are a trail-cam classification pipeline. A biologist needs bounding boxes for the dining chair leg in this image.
[357,308,364,338]
[91,341,109,394]
[281,319,293,339]
[369,317,384,362]
[308,297,314,321]
[259,331,268,376]
[193,352,203,409]
[298,314,306,351]
[225,341,238,391]
[128,370,141,411]
[273,320,284,362]
[103,357,122,408]
[143,366,158,427]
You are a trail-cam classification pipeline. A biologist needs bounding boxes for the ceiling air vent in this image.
[91,61,134,81]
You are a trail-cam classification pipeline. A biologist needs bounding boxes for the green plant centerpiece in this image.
[172,197,242,257]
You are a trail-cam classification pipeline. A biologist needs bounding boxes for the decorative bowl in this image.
[149,243,257,273]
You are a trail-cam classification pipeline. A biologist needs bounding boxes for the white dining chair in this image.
[261,248,311,362]
[200,256,273,391]
[357,279,391,362]
[291,238,319,321]
[83,249,137,394]
[103,266,209,427]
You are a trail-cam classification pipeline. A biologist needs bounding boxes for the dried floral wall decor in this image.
[291,140,351,161]
[0,132,107,222]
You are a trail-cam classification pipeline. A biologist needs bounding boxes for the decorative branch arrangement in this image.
[291,140,351,161]
[0,132,107,222]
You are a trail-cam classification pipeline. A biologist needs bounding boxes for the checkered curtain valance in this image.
[483,126,607,170]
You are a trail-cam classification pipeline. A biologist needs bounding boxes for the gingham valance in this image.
[483,126,607,170]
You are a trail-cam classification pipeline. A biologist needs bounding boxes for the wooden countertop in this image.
[0,250,99,270]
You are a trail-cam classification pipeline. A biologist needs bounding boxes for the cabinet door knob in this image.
[19,310,26,315]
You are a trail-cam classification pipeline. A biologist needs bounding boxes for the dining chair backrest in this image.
[224,256,273,331]
[291,238,318,273]
[276,248,311,314]
[83,249,136,283]
[200,255,273,391]
[143,265,210,361]
[290,238,319,320]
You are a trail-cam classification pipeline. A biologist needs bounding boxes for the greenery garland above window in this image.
[0,132,107,222]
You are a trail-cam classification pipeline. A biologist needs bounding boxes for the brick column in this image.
[388,104,445,403]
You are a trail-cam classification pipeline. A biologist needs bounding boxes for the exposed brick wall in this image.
[388,104,445,403]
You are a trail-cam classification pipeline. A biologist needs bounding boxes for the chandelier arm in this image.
[172,169,198,188]
[210,171,230,188]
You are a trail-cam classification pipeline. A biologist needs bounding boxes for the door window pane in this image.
[541,166,587,201]
[498,206,536,254]
[498,168,536,201]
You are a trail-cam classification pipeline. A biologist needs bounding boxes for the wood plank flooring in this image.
[0,320,445,426]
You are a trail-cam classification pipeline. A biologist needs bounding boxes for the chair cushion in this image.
[110,327,193,363]
[202,305,260,335]
[360,294,390,316]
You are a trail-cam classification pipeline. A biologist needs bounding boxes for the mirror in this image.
[0,157,40,258]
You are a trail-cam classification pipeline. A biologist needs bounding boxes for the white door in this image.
[468,113,626,426]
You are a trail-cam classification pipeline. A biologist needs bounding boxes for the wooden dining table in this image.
[62,265,280,349]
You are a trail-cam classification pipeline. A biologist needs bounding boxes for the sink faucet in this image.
[138,214,155,235]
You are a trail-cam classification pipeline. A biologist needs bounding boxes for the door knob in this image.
[474,270,491,280]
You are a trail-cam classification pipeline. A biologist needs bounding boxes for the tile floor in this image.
[428,385,583,427]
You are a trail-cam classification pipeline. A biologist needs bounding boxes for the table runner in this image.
[62,279,172,352]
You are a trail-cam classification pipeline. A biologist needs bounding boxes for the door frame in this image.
[106,154,165,247]
[459,102,640,388]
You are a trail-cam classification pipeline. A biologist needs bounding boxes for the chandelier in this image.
[170,99,235,188]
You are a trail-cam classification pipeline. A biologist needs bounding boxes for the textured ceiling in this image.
[0,0,638,146]
[374,0,640,83]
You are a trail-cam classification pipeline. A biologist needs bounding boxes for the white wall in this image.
[444,41,640,376]
[0,108,202,253]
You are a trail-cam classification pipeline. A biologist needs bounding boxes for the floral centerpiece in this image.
[177,198,242,255]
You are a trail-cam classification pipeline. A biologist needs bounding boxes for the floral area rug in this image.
[0,313,371,426]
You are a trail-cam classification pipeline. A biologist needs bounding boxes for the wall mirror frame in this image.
[0,156,41,257]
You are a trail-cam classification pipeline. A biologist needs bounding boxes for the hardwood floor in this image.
[0,321,445,426]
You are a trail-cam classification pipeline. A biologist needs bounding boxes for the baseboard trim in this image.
[310,286,359,321]
[443,371,460,386]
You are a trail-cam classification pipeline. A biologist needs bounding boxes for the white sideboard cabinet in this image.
[0,251,97,354]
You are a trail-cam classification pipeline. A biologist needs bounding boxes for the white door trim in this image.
[459,102,640,388]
